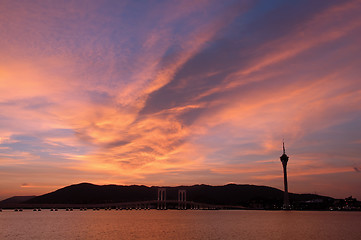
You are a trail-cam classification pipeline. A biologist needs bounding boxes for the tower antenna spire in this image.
[283,139,286,154]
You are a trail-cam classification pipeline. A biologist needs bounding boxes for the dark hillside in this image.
[25,183,333,209]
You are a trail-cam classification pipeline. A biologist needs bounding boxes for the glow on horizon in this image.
[1,0,361,200]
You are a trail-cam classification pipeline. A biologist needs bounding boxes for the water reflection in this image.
[1,210,361,240]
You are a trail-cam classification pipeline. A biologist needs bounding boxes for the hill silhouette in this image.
[0,196,35,204]
[24,183,333,209]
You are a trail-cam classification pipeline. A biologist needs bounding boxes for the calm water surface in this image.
[1,210,361,240]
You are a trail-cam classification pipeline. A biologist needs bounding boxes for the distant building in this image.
[280,141,290,209]
[343,196,360,210]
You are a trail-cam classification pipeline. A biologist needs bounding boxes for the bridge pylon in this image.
[157,188,166,210]
[178,190,187,210]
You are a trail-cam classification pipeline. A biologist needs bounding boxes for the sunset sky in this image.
[1,0,361,200]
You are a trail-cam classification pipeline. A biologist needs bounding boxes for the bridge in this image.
[1,200,246,210]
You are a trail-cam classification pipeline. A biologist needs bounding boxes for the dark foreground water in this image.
[1,210,361,240]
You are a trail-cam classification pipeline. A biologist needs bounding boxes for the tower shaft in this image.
[282,163,290,208]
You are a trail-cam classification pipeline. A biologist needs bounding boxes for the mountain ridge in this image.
[17,182,333,209]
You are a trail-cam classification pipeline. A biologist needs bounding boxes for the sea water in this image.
[1,210,361,239]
